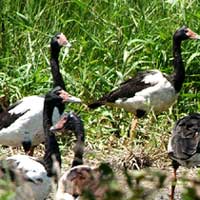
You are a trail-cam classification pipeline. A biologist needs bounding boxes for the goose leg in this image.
[9,146,14,155]
[130,117,138,139]
[22,141,32,154]
[28,146,36,156]
[129,110,146,139]
[22,141,36,156]
[170,160,179,200]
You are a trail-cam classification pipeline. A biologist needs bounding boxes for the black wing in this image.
[171,113,200,160]
[6,100,23,111]
[0,101,29,130]
[88,70,158,108]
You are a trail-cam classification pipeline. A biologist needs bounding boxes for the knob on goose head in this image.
[174,26,200,40]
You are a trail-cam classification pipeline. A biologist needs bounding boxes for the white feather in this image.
[6,155,51,200]
[167,137,173,153]
[0,96,60,147]
[56,193,76,200]
[142,70,165,84]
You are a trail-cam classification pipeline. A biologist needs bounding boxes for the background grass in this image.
[1,0,199,147]
[0,0,200,199]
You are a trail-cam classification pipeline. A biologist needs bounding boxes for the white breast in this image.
[0,96,60,147]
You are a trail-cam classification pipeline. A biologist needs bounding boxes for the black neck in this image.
[43,134,61,179]
[43,95,62,178]
[43,101,54,132]
[71,119,85,167]
[171,38,185,92]
[50,47,66,91]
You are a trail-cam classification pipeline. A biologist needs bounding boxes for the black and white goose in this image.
[50,111,85,168]
[0,87,78,200]
[0,33,78,155]
[50,112,86,200]
[50,113,108,200]
[88,26,200,136]
[168,113,200,200]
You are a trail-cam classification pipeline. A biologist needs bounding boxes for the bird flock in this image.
[0,26,200,200]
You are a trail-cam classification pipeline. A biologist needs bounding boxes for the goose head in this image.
[50,111,82,133]
[50,111,84,168]
[51,32,71,51]
[48,86,81,106]
[174,26,200,41]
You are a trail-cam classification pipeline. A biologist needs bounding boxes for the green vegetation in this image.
[0,0,200,199]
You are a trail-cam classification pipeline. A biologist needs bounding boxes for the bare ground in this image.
[0,140,199,200]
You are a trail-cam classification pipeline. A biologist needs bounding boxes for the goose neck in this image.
[172,38,185,92]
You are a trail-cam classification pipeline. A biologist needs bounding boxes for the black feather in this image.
[0,107,29,131]
[88,70,156,108]
[169,113,200,161]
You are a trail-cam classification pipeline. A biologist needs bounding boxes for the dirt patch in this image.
[0,142,199,200]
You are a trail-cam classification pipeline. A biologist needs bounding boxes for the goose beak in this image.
[50,126,56,132]
[64,95,82,103]
[50,124,62,132]
[191,34,200,40]
[187,29,200,39]
[50,124,61,132]
[62,41,71,48]
[58,90,82,103]
[195,35,200,40]
[50,114,68,132]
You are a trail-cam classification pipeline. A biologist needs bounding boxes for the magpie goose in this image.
[168,113,200,200]
[50,112,85,167]
[51,113,110,200]
[88,26,200,137]
[0,33,79,155]
[0,87,78,200]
